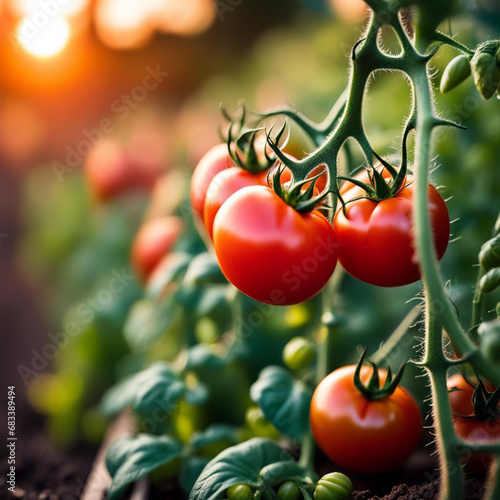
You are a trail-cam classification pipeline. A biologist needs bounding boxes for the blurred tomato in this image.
[85,139,165,202]
[131,216,183,282]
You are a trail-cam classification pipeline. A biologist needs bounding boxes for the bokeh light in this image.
[95,0,153,49]
[16,16,70,58]
[148,0,216,36]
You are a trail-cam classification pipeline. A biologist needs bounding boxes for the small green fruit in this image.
[479,319,500,365]
[277,481,302,500]
[227,483,254,500]
[471,52,500,99]
[440,55,471,93]
[283,337,315,371]
[314,473,353,500]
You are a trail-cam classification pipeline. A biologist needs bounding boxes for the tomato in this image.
[203,166,297,239]
[131,216,183,283]
[213,186,338,305]
[447,373,480,416]
[453,416,500,474]
[310,365,422,473]
[334,173,450,287]
[203,168,269,238]
[190,144,233,219]
[85,138,164,202]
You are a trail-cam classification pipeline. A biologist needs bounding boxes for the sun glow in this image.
[16,16,71,58]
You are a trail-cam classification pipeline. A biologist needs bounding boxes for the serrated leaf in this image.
[124,298,178,352]
[188,438,295,500]
[250,366,312,441]
[106,434,183,500]
[100,362,185,416]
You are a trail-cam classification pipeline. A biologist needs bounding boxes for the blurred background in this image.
[1,0,500,495]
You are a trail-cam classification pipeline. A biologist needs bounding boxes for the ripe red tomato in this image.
[213,186,338,305]
[131,216,183,283]
[310,365,422,473]
[334,173,450,287]
[203,167,297,239]
[190,144,233,219]
[453,417,500,474]
[203,168,269,239]
[448,373,478,416]
[85,139,164,203]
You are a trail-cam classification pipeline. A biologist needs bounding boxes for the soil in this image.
[0,425,489,500]
[0,428,96,500]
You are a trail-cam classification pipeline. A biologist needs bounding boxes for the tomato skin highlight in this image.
[310,365,422,473]
[190,144,233,219]
[203,168,269,239]
[334,175,450,287]
[131,216,183,283]
[213,186,338,306]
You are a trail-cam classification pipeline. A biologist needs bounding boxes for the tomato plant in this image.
[213,185,338,305]
[310,363,422,473]
[334,174,450,287]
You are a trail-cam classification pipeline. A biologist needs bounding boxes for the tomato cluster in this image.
[189,144,451,305]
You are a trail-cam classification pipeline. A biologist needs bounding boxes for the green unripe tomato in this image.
[195,317,220,344]
[314,473,353,500]
[479,235,500,271]
[471,52,500,100]
[440,55,471,93]
[479,318,500,364]
[227,483,253,500]
[277,481,302,500]
[283,337,315,371]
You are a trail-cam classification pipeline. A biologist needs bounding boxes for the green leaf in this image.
[180,457,210,494]
[100,363,185,416]
[188,425,239,453]
[250,366,312,441]
[145,252,192,298]
[124,298,178,352]
[106,434,183,499]
[183,252,226,286]
[186,345,228,370]
[188,438,296,500]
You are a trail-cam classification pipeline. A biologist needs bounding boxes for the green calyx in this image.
[461,379,500,421]
[337,149,409,210]
[270,165,328,213]
[220,104,287,174]
[353,349,406,401]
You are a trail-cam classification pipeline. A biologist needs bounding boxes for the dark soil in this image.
[0,427,489,500]
[350,476,486,500]
[0,430,96,500]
